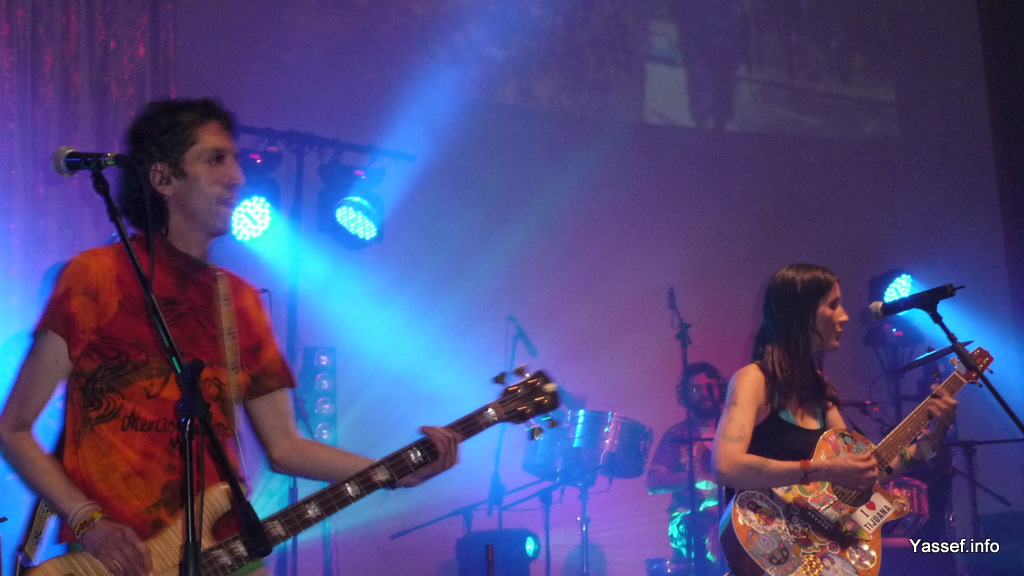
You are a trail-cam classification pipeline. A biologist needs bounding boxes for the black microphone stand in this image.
[919,299,1023,437]
[668,287,702,570]
[485,317,535,529]
[89,169,271,575]
[916,298,1024,541]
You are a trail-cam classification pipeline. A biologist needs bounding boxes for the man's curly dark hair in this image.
[117,98,236,232]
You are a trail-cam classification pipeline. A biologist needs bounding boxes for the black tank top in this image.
[746,410,824,462]
[725,411,825,503]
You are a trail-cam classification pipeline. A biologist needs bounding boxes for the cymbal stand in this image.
[946,438,1023,539]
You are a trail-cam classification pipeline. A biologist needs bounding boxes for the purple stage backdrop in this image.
[2,2,1022,575]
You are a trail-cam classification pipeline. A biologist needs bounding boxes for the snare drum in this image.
[561,410,652,481]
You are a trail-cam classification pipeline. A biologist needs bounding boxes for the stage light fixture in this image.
[232,147,283,242]
[869,269,915,307]
[239,147,284,176]
[231,177,280,242]
[299,347,338,444]
[318,162,386,249]
[883,273,913,303]
[864,269,924,348]
[456,529,541,576]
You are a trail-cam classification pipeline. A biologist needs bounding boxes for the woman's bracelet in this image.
[917,439,937,461]
[799,459,812,483]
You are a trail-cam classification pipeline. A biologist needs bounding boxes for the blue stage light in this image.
[883,273,914,303]
[318,163,386,248]
[232,147,282,242]
[231,196,273,242]
[334,196,381,242]
[231,175,281,242]
[523,533,540,560]
[456,529,540,576]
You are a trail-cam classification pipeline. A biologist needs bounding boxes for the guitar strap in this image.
[215,269,249,481]
[14,433,64,575]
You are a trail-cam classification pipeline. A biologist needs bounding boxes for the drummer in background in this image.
[646,361,727,575]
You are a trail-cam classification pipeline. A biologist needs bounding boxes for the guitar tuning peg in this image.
[513,365,528,377]
[547,418,560,429]
[527,426,543,440]
[493,372,507,385]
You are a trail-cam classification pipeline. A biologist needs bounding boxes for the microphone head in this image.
[868,301,886,321]
[51,146,76,177]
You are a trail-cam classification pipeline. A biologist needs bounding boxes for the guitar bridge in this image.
[795,503,860,547]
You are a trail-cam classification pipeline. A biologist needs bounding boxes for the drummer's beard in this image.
[691,399,721,421]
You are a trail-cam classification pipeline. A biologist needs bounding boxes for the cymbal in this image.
[895,341,973,373]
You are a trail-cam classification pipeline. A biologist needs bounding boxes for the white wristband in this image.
[917,440,937,461]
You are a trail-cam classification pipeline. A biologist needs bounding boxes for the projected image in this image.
[408,0,897,138]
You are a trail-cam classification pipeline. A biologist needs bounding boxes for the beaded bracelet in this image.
[799,459,812,483]
[899,447,916,467]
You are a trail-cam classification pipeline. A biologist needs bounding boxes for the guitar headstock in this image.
[498,370,560,424]
[958,347,993,382]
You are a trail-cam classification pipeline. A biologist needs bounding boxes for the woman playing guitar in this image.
[712,264,958,576]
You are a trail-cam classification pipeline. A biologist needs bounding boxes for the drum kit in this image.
[523,409,652,486]
[523,407,653,576]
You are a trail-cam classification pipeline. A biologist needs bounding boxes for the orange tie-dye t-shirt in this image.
[38,235,294,541]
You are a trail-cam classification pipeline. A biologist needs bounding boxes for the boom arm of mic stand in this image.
[924,305,1024,437]
[389,478,549,540]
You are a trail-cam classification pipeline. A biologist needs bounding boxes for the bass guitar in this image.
[720,347,991,576]
[27,370,560,576]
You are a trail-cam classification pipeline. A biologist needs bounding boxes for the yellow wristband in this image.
[73,510,108,539]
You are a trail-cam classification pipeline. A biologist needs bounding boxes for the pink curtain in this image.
[0,0,174,336]
[0,0,174,565]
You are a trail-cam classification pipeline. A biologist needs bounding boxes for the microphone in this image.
[508,315,538,357]
[52,146,129,177]
[868,284,961,320]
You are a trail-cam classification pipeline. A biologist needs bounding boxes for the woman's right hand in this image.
[821,451,879,490]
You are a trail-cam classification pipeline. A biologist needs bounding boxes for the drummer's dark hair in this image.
[752,264,841,412]
[117,97,236,233]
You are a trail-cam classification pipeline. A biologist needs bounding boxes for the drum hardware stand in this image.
[577,481,594,576]
[565,470,603,576]
[945,439,1023,539]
